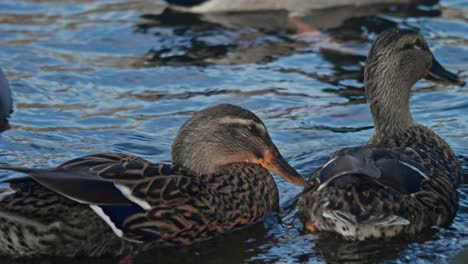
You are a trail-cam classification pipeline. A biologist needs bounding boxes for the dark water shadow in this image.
[311,230,437,264]
[132,221,275,264]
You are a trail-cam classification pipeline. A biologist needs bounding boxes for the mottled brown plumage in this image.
[299,28,465,240]
[0,104,305,257]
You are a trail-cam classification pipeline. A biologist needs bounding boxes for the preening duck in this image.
[0,104,305,257]
[298,28,465,240]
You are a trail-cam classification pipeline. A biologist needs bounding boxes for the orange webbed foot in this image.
[305,221,317,233]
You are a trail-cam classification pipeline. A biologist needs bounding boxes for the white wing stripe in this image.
[90,205,124,238]
[322,157,337,170]
[114,184,151,210]
[398,161,429,179]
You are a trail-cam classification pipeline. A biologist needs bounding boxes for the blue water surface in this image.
[0,0,467,263]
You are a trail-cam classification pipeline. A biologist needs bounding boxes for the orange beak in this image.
[258,150,307,187]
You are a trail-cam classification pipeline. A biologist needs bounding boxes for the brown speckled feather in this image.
[370,125,461,225]
[299,124,461,239]
[0,181,137,257]
[0,153,279,256]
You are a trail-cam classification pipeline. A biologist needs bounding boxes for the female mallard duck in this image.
[298,28,465,240]
[0,104,306,257]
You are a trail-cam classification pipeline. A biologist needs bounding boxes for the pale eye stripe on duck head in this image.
[218,116,267,135]
[400,38,429,52]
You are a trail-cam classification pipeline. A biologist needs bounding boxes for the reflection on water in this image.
[313,230,439,263]
[0,0,467,263]
[137,2,441,66]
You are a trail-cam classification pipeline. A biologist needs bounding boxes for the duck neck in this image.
[211,162,279,213]
[366,77,415,140]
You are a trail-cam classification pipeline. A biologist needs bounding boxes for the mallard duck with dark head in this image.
[298,28,465,240]
[0,104,306,257]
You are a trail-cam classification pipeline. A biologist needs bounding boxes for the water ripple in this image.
[0,0,467,263]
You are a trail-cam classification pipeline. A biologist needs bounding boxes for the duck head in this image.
[172,104,306,186]
[363,28,465,134]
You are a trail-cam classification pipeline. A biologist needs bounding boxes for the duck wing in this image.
[311,146,429,194]
[0,153,212,243]
[303,146,430,230]
[1,153,175,205]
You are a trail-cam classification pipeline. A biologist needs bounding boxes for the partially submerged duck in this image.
[298,28,465,240]
[0,68,12,131]
[0,104,305,257]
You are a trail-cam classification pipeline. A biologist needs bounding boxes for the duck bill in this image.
[259,150,307,187]
[424,58,466,86]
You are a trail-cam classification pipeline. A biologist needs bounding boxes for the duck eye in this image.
[414,39,427,50]
[248,124,262,136]
[402,43,413,50]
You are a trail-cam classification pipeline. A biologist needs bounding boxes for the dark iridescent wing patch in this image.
[317,146,429,194]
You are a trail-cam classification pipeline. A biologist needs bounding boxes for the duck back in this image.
[300,124,461,240]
